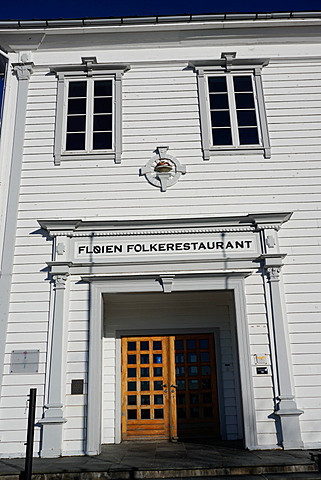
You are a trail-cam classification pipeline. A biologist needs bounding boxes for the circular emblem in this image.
[140,147,186,192]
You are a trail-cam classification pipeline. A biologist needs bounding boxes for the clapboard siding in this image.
[1,29,321,455]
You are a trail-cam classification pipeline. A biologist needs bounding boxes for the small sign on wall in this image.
[10,350,39,373]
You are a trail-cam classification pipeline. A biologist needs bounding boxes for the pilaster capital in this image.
[13,63,34,80]
[266,266,281,282]
[52,273,69,289]
[260,253,286,282]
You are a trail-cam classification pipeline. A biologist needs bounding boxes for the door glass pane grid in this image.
[124,338,165,421]
[175,335,216,420]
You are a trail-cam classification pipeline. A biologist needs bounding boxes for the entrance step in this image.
[0,444,319,480]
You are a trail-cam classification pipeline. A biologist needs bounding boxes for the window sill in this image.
[206,146,271,159]
[54,151,120,165]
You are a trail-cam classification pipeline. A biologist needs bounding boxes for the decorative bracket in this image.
[159,275,175,293]
[221,52,237,72]
[140,147,186,192]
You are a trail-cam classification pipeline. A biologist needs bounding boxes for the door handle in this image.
[170,384,178,388]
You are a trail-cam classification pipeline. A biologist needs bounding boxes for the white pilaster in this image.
[264,256,303,449]
[39,268,69,458]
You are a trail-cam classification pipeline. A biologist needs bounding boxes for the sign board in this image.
[10,350,40,374]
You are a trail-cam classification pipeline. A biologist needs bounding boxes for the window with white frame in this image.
[189,54,271,160]
[51,58,130,165]
[65,78,113,152]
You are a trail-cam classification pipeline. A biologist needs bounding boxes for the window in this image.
[65,79,113,152]
[190,54,271,159]
[51,58,130,165]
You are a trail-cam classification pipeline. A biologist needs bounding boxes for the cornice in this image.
[38,212,292,238]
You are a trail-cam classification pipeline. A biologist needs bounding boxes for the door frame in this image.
[83,273,257,455]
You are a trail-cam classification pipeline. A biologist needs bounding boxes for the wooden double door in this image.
[121,334,220,441]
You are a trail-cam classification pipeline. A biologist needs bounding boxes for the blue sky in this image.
[0,0,320,20]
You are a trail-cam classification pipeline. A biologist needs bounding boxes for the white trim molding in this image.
[189,54,271,160]
[0,61,33,398]
[81,273,257,453]
[50,58,130,165]
[38,264,70,458]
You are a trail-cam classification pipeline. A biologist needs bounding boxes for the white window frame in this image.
[189,55,271,160]
[51,58,130,165]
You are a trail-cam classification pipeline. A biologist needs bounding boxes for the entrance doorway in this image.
[121,334,220,441]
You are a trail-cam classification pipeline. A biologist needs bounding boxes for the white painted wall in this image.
[0,19,321,456]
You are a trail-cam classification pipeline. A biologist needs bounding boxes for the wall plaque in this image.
[10,350,40,374]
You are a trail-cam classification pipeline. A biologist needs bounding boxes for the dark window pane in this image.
[177,380,185,390]
[200,352,210,362]
[140,341,149,351]
[140,354,149,364]
[154,394,163,405]
[239,128,259,145]
[128,355,136,364]
[199,339,209,349]
[201,365,211,376]
[211,110,231,128]
[210,93,229,109]
[93,132,112,150]
[68,98,86,115]
[208,77,227,93]
[128,395,136,405]
[154,367,162,377]
[175,340,183,350]
[154,408,164,419]
[69,81,87,97]
[141,409,150,419]
[66,133,85,150]
[188,353,197,363]
[153,354,162,364]
[154,381,163,390]
[128,410,137,419]
[204,406,213,417]
[189,379,198,390]
[212,128,232,146]
[190,393,199,404]
[203,393,212,403]
[237,110,257,127]
[93,114,112,132]
[177,394,186,404]
[128,381,136,391]
[233,76,253,92]
[202,379,211,389]
[128,342,136,351]
[188,366,198,376]
[94,97,112,113]
[175,353,184,363]
[235,93,255,109]
[140,367,149,377]
[177,408,186,418]
[153,341,162,350]
[141,395,150,405]
[94,80,112,97]
[187,340,196,350]
[176,366,185,376]
[191,407,200,418]
[141,381,150,391]
[67,115,86,132]
[128,368,136,378]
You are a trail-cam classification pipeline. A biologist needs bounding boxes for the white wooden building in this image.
[0,11,320,458]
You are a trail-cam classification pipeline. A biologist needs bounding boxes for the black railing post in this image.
[23,388,37,480]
